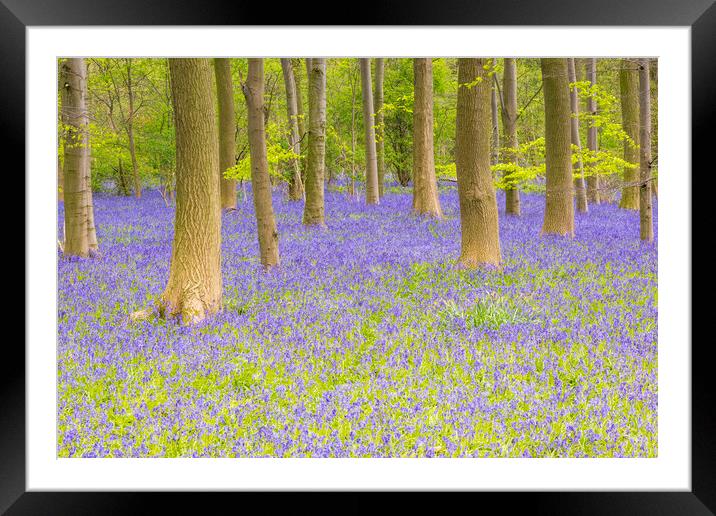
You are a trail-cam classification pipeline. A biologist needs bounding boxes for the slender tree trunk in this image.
[243,59,280,267]
[281,58,305,201]
[160,58,222,324]
[373,58,386,197]
[501,58,520,216]
[291,59,307,184]
[214,58,238,210]
[568,58,588,213]
[455,58,501,267]
[412,58,441,217]
[490,58,500,167]
[82,61,98,253]
[540,58,575,237]
[57,155,64,202]
[303,58,327,226]
[585,58,601,204]
[360,59,380,205]
[350,71,357,197]
[619,59,640,210]
[118,157,128,195]
[639,59,654,242]
[126,59,142,199]
[61,58,89,257]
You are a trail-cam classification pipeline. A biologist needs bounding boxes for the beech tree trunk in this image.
[61,58,90,257]
[412,58,442,217]
[490,58,500,167]
[161,58,222,324]
[455,58,501,267]
[303,58,327,226]
[281,58,305,201]
[214,58,238,210]
[619,59,640,210]
[639,59,654,242]
[585,58,600,204]
[374,58,386,197]
[501,58,520,216]
[243,59,280,268]
[540,58,575,237]
[568,58,588,213]
[360,59,380,205]
[126,59,142,199]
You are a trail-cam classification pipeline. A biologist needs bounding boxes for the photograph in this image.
[55,55,659,460]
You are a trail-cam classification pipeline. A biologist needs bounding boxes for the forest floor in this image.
[57,184,658,458]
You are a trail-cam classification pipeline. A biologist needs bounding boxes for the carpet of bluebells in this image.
[57,183,658,458]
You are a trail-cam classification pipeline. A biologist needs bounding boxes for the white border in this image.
[27,27,691,491]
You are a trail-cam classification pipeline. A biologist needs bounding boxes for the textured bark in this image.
[568,58,588,213]
[126,59,142,199]
[455,58,501,267]
[639,59,654,242]
[61,58,89,257]
[360,59,380,205]
[412,58,442,217]
[303,58,327,226]
[501,58,521,216]
[214,58,238,210]
[373,58,386,197]
[243,59,280,268]
[619,59,640,210]
[490,58,499,167]
[161,58,222,324]
[281,58,305,201]
[585,58,601,204]
[541,58,575,237]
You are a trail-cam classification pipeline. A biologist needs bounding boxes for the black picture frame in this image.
[8,0,712,513]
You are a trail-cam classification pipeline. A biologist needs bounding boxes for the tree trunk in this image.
[243,59,280,267]
[291,59,307,184]
[360,58,380,205]
[303,58,327,226]
[126,59,142,199]
[161,58,222,324]
[568,58,588,213]
[214,58,238,210]
[585,58,600,204]
[350,70,357,198]
[373,58,386,197]
[82,61,98,254]
[61,58,89,257]
[455,58,501,267]
[412,58,441,217]
[501,58,521,216]
[57,155,64,202]
[490,58,500,167]
[639,59,654,242]
[540,58,575,237]
[619,59,640,210]
[281,58,305,201]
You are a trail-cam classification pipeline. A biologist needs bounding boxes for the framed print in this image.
[9,0,713,513]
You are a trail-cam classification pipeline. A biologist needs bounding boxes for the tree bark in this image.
[61,58,89,257]
[243,59,280,268]
[568,58,588,213]
[373,58,386,197]
[412,58,442,217]
[57,156,64,202]
[281,58,305,201]
[303,58,327,226]
[360,58,380,205]
[540,58,575,237]
[161,58,222,324]
[490,58,500,167]
[214,58,238,210]
[501,58,521,216]
[639,59,654,242]
[585,58,601,204]
[619,59,640,210]
[455,58,501,267]
[126,59,142,199]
